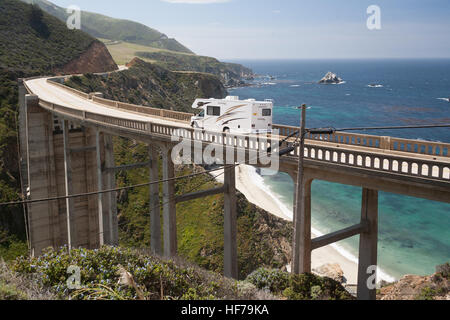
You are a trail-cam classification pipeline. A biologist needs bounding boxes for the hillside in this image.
[378,263,449,300]
[136,51,254,87]
[20,0,193,54]
[1,247,353,300]
[66,58,227,112]
[0,0,117,260]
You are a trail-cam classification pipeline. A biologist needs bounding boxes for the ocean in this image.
[228,59,450,280]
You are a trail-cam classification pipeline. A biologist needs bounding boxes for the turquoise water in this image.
[229,59,450,279]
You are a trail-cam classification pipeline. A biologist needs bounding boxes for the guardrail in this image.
[273,124,450,158]
[92,96,193,123]
[291,143,450,181]
[36,97,450,182]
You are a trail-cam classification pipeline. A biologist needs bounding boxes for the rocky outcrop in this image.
[319,72,344,84]
[66,58,226,113]
[56,40,118,75]
[313,263,346,283]
[378,263,449,300]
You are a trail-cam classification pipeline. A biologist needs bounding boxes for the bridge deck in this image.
[23,77,450,203]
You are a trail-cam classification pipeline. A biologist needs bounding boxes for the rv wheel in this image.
[223,127,230,133]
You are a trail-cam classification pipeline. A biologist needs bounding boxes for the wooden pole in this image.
[292,105,312,274]
[224,165,238,279]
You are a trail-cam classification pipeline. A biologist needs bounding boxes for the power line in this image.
[0,165,229,207]
[336,124,450,132]
[0,148,268,207]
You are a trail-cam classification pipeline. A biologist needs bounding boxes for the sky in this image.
[50,0,450,60]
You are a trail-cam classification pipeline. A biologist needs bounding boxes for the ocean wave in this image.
[290,85,301,88]
[368,84,384,88]
[330,81,346,85]
[437,98,450,102]
[248,166,397,283]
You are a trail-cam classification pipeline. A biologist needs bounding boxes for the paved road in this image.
[25,78,191,129]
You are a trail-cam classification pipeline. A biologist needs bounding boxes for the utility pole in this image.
[292,104,309,274]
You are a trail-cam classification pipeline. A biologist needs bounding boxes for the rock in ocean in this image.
[319,71,344,84]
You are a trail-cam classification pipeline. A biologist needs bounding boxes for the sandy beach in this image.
[214,165,360,285]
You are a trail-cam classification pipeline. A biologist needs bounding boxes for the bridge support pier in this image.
[149,145,162,256]
[25,94,60,255]
[224,166,238,279]
[162,145,177,258]
[357,188,379,301]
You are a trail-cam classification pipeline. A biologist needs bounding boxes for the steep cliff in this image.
[136,51,254,87]
[66,58,227,112]
[378,263,449,300]
[56,40,117,75]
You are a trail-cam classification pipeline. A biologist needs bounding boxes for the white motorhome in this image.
[190,96,273,134]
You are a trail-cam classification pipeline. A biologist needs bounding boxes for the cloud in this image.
[161,0,230,3]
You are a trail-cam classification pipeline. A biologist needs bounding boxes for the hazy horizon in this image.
[50,0,450,60]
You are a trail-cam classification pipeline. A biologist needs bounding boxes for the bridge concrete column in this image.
[25,95,60,255]
[357,188,379,301]
[149,145,162,256]
[224,165,238,279]
[62,120,76,250]
[162,145,177,257]
[18,79,29,196]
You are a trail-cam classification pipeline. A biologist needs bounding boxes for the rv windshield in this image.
[262,109,272,117]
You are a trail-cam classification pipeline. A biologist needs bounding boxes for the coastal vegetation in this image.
[65,58,226,112]
[3,247,353,300]
[135,51,253,87]
[19,0,192,54]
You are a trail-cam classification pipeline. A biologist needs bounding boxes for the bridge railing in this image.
[30,78,450,160]
[273,124,449,158]
[281,141,450,182]
[91,96,193,123]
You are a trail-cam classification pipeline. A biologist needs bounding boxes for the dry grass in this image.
[0,260,57,300]
[99,39,195,65]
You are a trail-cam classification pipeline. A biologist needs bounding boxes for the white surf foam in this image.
[437,98,450,102]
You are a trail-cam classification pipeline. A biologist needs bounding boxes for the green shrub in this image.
[436,263,450,279]
[283,273,353,301]
[245,268,290,294]
[11,247,248,300]
[417,287,437,300]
